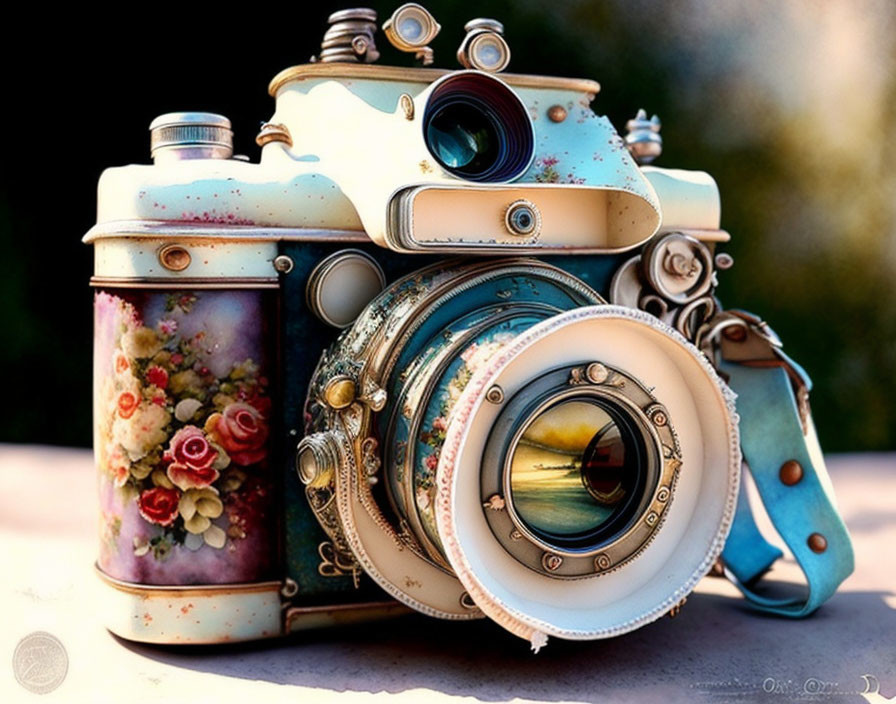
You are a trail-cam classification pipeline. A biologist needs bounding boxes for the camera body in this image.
[88,7,853,649]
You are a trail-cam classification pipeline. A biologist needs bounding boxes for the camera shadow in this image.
[111,586,895,702]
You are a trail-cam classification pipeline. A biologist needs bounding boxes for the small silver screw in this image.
[274,255,294,274]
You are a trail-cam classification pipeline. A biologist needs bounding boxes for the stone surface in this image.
[0,445,893,703]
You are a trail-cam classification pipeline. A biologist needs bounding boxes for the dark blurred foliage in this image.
[1,1,893,450]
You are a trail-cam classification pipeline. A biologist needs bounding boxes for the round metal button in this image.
[547,105,567,123]
[158,244,191,272]
[307,250,386,328]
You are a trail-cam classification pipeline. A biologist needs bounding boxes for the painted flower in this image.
[169,369,202,395]
[107,444,130,487]
[416,485,432,511]
[112,403,171,461]
[179,487,224,537]
[166,463,216,491]
[229,359,259,381]
[137,486,181,527]
[152,350,172,366]
[121,326,163,359]
[158,319,178,335]
[117,391,140,419]
[460,342,479,364]
[424,452,439,471]
[114,351,131,375]
[247,394,272,418]
[432,416,447,432]
[205,402,269,466]
[145,365,169,389]
[174,398,203,423]
[164,426,222,490]
[148,389,167,407]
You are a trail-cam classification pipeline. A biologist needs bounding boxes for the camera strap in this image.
[707,311,854,617]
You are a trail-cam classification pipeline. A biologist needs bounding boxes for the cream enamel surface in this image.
[642,167,721,233]
[408,185,658,250]
[93,238,280,279]
[100,579,283,644]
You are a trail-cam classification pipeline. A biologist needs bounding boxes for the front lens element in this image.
[426,102,496,170]
[423,73,534,183]
[399,16,424,42]
[509,399,647,549]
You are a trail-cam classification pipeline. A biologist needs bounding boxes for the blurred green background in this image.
[2,0,894,451]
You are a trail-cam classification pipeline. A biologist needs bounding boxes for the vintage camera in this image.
[88,6,853,650]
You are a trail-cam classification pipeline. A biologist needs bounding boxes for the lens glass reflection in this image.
[509,399,643,547]
[426,103,498,171]
[422,74,533,182]
[474,39,502,69]
[399,16,423,42]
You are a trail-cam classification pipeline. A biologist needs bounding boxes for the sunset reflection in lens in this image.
[509,399,641,545]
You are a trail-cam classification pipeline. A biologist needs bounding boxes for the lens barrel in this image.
[423,73,534,183]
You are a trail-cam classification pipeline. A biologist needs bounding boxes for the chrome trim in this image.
[96,565,283,596]
[269,63,600,98]
[83,221,369,244]
[90,277,279,289]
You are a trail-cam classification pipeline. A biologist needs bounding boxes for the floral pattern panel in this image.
[95,289,276,585]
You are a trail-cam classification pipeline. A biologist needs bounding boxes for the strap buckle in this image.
[698,310,812,433]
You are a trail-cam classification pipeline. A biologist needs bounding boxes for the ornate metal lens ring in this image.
[298,258,605,618]
[480,362,681,578]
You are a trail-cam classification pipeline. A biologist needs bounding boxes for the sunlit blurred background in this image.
[2,0,893,451]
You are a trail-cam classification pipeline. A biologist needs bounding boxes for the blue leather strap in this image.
[723,473,783,585]
[720,359,854,617]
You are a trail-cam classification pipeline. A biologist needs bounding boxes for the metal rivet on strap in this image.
[722,325,747,342]
[808,533,828,553]
[779,459,804,486]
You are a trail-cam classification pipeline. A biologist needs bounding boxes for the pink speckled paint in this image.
[94,289,277,585]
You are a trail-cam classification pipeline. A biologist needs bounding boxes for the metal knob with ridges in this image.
[149,112,233,164]
[316,8,380,63]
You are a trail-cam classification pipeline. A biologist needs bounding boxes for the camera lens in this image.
[423,73,534,182]
[505,200,539,236]
[508,398,650,551]
[426,102,497,171]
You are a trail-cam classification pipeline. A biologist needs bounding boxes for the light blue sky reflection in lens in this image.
[399,16,423,42]
[427,122,478,168]
[476,42,501,68]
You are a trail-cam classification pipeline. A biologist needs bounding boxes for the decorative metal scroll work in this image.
[610,232,720,343]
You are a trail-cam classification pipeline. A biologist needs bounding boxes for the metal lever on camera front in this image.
[700,311,855,617]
